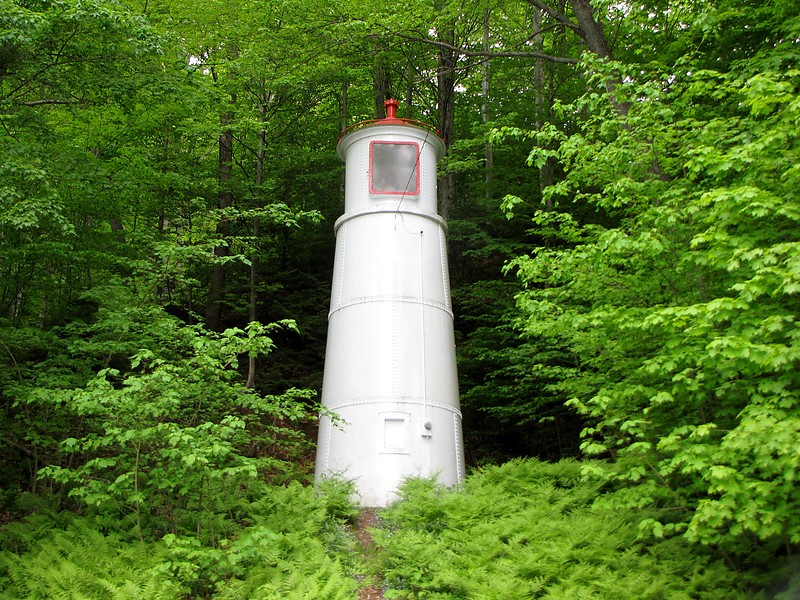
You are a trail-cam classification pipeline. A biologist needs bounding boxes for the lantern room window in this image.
[370,141,420,195]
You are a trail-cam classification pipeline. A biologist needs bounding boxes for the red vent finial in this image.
[384,98,399,120]
[337,98,443,141]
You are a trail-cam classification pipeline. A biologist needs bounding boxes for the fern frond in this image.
[1,518,181,599]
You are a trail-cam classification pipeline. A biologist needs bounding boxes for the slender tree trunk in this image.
[245,220,260,388]
[341,80,349,134]
[405,63,414,114]
[532,6,554,208]
[436,14,456,219]
[482,9,493,203]
[340,82,348,204]
[373,52,390,118]
[246,91,269,389]
[571,0,667,177]
[206,108,234,331]
[527,0,663,181]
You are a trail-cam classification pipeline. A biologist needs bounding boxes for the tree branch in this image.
[21,99,82,106]
[397,34,580,65]
[523,0,584,36]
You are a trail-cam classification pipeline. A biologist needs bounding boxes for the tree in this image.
[507,0,800,557]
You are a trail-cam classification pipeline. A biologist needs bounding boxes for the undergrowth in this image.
[2,459,792,598]
[371,459,769,599]
[0,480,358,599]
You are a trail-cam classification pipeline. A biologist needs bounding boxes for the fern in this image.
[220,554,356,600]
[0,480,360,599]
[374,459,751,599]
[161,482,360,598]
[0,518,182,599]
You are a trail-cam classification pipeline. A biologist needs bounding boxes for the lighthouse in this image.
[314,99,465,507]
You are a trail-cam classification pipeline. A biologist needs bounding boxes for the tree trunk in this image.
[246,90,270,389]
[109,218,125,243]
[405,60,415,114]
[340,82,348,204]
[526,0,629,118]
[246,116,268,388]
[568,0,612,58]
[570,0,667,177]
[373,52,390,118]
[341,80,349,134]
[482,9,493,203]
[567,0,630,118]
[206,108,234,331]
[532,6,555,208]
[436,15,457,219]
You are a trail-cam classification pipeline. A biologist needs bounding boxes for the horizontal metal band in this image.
[323,396,462,418]
[329,294,453,318]
[334,207,448,234]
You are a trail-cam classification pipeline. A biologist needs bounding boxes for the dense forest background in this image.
[0,0,798,597]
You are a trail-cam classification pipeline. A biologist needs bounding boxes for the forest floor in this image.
[355,509,384,600]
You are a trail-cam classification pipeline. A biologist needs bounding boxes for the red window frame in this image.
[369,141,420,195]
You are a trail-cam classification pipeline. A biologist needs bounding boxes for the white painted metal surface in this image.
[314,108,465,507]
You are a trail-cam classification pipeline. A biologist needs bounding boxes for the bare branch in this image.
[21,99,82,106]
[398,35,580,65]
[523,0,584,36]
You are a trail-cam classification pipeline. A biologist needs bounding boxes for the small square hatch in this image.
[380,412,410,454]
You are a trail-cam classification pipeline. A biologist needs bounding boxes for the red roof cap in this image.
[338,98,442,141]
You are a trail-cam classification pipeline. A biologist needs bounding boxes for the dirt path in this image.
[355,509,384,600]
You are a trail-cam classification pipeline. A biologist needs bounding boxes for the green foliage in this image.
[0,482,360,599]
[372,459,749,599]
[0,280,319,543]
[30,303,318,538]
[0,516,181,599]
[506,2,800,559]
[315,476,361,525]
[148,481,358,598]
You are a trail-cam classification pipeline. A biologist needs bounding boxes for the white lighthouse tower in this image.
[314,99,465,507]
